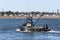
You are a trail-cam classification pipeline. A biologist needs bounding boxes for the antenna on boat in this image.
[33,12,43,26]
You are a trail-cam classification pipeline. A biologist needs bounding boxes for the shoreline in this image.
[0,16,60,19]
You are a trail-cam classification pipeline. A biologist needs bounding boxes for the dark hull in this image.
[16,26,51,32]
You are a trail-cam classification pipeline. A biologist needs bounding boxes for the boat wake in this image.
[48,30,60,33]
[16,29,60,33]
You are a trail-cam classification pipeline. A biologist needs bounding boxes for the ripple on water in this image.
[0,18,60,40]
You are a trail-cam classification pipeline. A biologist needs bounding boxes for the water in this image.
[0,18,60,40]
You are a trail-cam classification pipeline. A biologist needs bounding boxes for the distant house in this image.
[0,11,59,17]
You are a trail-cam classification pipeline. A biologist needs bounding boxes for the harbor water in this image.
[0,18,60,40]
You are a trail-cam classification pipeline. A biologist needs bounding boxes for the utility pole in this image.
[57,9,59,14]
[2,8,4,12]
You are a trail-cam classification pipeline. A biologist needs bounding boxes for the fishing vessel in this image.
[16,14,51,32]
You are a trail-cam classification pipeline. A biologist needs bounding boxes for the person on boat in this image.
[43,24,48,31]
[45,24,48,29]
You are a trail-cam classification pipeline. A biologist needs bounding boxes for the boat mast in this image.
[26,13,34,27]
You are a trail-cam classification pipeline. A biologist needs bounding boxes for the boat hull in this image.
[16,27,51,32]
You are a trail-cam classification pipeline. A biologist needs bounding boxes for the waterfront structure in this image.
[0,11,59,18]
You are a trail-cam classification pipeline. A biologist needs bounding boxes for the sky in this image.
[0,0,60,12]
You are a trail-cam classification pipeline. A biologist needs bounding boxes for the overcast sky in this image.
[0,0,60,12]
